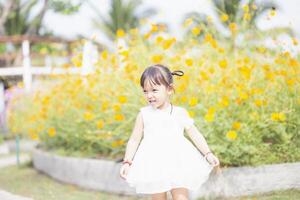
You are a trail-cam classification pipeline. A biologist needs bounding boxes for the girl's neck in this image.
[157,101,171,110]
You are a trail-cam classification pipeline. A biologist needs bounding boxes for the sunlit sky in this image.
[44,0,300,49]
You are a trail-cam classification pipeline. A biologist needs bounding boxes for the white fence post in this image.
[81,40,97,76]
[22,40,32,91]
[0,82,6,134]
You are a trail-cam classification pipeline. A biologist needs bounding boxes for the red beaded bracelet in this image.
[122,160,132,166]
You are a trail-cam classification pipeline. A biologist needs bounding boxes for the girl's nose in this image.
[146,92,153,98]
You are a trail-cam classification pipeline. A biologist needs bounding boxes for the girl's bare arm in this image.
[123,111,144,161]
[185,125,211,155]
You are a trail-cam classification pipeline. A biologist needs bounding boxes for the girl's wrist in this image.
[122,159,132,166]
[204,151,212,157]
[204,151,213,162]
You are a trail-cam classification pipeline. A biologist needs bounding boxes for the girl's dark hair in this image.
[140,64,184,93]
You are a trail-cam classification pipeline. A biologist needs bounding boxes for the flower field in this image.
[6,19,300,167]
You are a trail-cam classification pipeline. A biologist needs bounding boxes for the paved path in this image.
[0,154,33,200]
[0,190,33,200]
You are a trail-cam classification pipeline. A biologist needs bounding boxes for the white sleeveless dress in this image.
[125,104,214,194]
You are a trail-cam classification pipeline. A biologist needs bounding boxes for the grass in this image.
[0,162,149,200]
[197,189,300,200]
[0,162,299,200]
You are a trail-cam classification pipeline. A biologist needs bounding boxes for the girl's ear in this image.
[167,84,174,94]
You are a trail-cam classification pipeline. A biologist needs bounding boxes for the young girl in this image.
[119,64,220,200]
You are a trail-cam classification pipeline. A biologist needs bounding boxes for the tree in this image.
[183,0,294,50]
[0,0,82,36]
[88,0,157,40]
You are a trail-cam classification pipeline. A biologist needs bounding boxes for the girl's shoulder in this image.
[139,105,152,112]
[173,105,188,113]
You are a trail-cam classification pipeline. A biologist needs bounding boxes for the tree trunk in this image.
[26,0,49,35]
[0,0,17,35]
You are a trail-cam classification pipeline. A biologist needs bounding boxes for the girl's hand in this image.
[119,163,130,180]
[206,153,220,167]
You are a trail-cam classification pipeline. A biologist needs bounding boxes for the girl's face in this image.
[143,80,172,109]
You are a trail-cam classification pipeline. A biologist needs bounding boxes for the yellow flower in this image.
[111,139,125,148]
[120,50,129,57]
[286,79,296,86]
[191,27,201,36]
[200,71,209,80]
[101,50,108,60]
[243,13,251,21]
[220,96,229,107]
[96,120,104,129]
[151,24,158,32]
[151,54,163,63]
[220,14,229,22]
[232,122,241,130]
[242,4,249,12]
[113,104,121,112]
[250,112,260,121]
[254,99,263,107]
[218,47,225,54]
[184,18,193,27]
[269,9,276,17]
[62,63,71,68]
[239,91,248,100]
[156,36,164,44]
[84,112,95,121]
[115,114,125,121]
[226,130,237,140]
[258,47,266,53]
[101,101,109,111]
[292,38,298,46]
[116,29,125,37]
[189,97,198,107]
[48,127,56,137]
[207,16,213,23]
[181,96,188,103]
[229,23,237,33]
[204,33,213,43]
[144,32,151,39]
[30,133,39,141]
[252,4,257,10]
[188,111,195,117]
[204,113,214,122]
[118,96,127,104]
[271,112,286,121]
[208,67,215,74]
[71,56,82,67]
[207,107,216,115]
[219,59,228,69]
[204,107,215,122]
[185,58,193,66]
[129,28,139,35]
[239,66,251,80]
[162,38,175,50]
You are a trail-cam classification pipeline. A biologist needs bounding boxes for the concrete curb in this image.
[32,148,300,199]
[0,143,9,155]
[4,140,38,153]
[32,149,143,197]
